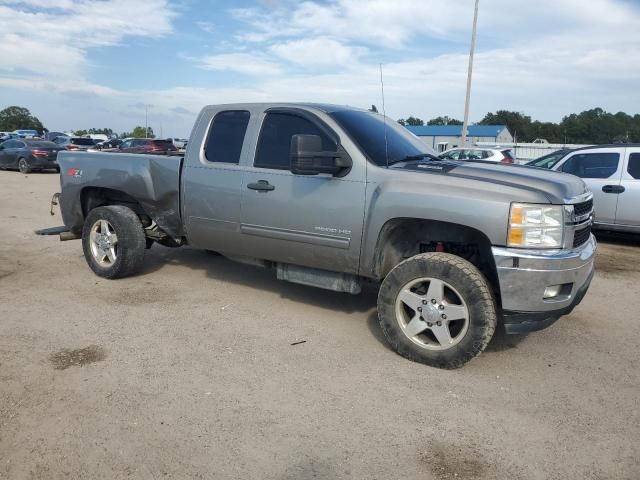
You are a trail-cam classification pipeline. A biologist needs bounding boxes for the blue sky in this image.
[0,0,639,137]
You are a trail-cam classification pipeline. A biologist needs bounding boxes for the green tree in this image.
[427,116,463,126]
[398,116,424,126]
[131,126,154,138]
[478,110,532,142]
[0,106,44,132]
[74,128,115,137]
[90,128,114,136]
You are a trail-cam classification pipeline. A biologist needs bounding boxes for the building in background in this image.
[406,125,513,152]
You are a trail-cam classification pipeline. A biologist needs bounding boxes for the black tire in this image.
[377,253,496,369]
[18,158,31,174]
[82,205,146,279]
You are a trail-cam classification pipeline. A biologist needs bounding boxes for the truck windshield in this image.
[329,110,437,167]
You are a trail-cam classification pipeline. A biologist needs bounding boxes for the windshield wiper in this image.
[387,153,439,166]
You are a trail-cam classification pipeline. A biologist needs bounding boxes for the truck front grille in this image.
[573,225,591,248]
[574,199,593,217]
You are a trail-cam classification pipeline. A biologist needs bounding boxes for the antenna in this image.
[379,63,389,168]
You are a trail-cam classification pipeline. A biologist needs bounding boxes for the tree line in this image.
[398,107,640,144]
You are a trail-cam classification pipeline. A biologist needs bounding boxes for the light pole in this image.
[145,104,149,138]
[461,0,479,147]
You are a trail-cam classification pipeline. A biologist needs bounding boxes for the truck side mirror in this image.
[289,134,352,176]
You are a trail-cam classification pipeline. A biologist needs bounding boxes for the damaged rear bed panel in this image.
[57,151,184,239]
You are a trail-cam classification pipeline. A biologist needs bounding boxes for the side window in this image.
[627,153,640,179]
[561,152,620,179]
[254,112,336,170]
[204,110,250,164]
[133,139,145,147]
[481,150,491,159]
[121,140,132,149]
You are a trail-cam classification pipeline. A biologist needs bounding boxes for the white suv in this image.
[439,147,515,163]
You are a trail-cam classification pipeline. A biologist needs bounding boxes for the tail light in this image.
[31,150,49,156]
[66,144,79,150]
[501,151,515,163]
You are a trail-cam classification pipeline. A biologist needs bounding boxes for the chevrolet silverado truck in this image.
[50,103,596,369]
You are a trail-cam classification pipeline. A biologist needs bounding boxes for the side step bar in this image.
[34,226,80,241]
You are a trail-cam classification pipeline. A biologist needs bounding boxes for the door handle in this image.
[247,180,275,192]
[602,185,625,194]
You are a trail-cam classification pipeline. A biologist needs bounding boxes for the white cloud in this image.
[0,0,177,79]
[269,37,367,67]
[198,53,282,76]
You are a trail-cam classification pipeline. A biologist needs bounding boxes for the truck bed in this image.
[57,151,184,238]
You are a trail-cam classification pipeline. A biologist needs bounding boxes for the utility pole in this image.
[461,0,479,147]
[145,104,149,138]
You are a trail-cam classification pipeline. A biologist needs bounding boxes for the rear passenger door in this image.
[615,149,640,228]
[239,109,366,274]
[556,149,624,225]
[182,110,252,253]
[4,140,23,167]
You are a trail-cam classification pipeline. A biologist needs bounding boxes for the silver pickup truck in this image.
[51,103,596,369]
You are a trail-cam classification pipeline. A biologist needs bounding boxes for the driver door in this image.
[239,109,366,274]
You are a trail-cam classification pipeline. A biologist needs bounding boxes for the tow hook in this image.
[50,193,60,216]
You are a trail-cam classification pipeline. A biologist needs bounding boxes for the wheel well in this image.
[80,187,180,247]
[80,187,148,223]
[373,218,501,304]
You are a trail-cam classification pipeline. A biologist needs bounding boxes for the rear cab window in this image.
[204,110,250,164]
[254,112,335,170]
[627,153,640,179]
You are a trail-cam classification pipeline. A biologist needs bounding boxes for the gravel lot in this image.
[1,171,639,480]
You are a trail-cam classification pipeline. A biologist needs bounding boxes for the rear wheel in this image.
[82,205,146,279]
[377,253,496,369]
[18,158,31,174]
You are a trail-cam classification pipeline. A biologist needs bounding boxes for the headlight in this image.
[508,203,564,248]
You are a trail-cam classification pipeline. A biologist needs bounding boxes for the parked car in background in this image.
[52,136,97,151]
[439,147,515,163]
[88,134,109,143]
[168,138,188,149]
[533,145,640,233]
[0,139,61,173]
[96,139,123,151]
[12,129,39,138]
[44,131,66,142]
[526,149,574,169]
[118,138,178,154]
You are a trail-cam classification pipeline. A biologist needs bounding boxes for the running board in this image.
[276,263,361,294]
[35,226,69,236]
[34,226,80,241]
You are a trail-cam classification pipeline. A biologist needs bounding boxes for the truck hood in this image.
[391,159,588,203]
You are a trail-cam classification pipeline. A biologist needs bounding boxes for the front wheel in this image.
[82,205,146,279]
[18,158,31,174]
[377,253,496,369]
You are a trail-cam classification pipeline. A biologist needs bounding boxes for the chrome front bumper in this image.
[492,234,596,313]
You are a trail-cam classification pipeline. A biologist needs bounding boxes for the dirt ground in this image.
[1,171,639,480]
